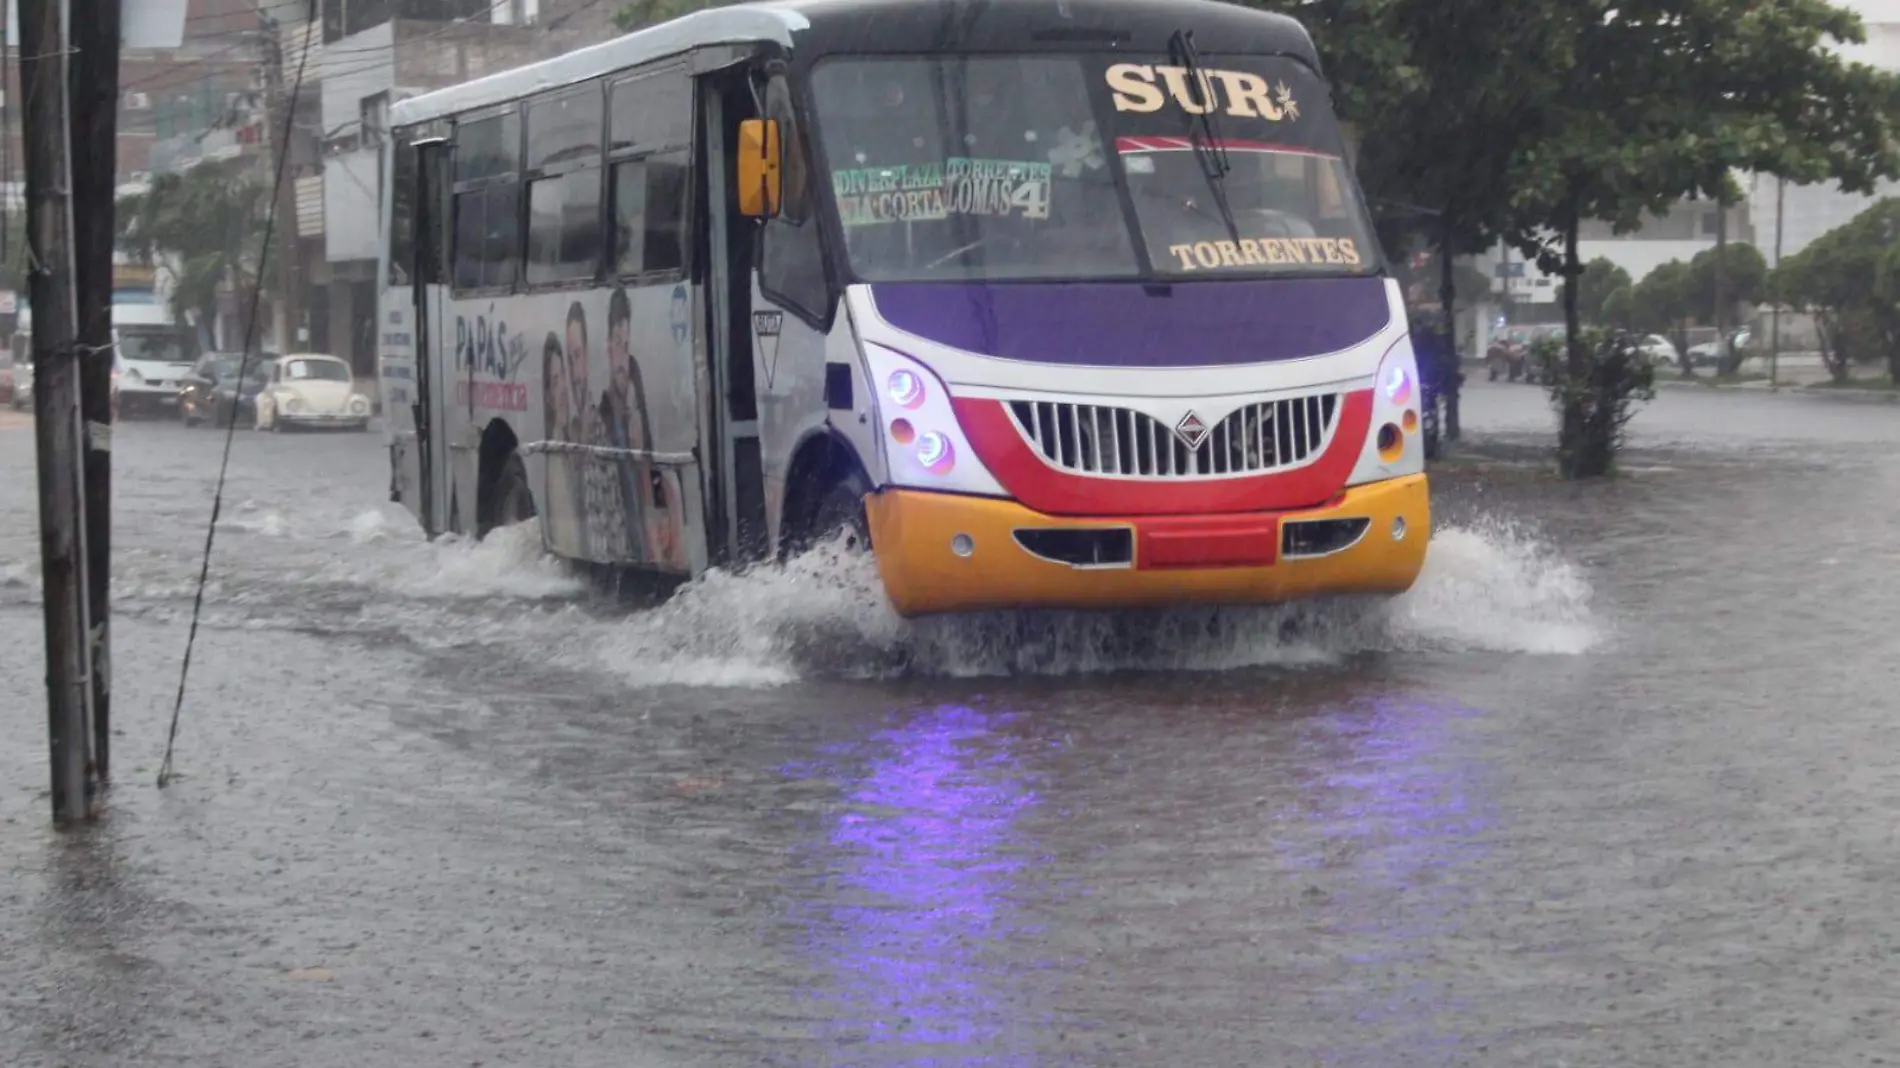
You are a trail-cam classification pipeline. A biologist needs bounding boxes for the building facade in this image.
[287,0,618,378]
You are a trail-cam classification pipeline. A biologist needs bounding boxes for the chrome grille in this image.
[1006,394,1340,479]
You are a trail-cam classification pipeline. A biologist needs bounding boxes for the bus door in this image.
[700,68,772,566]
[409,136,452,537]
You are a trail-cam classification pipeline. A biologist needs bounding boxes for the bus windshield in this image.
[808,53,1378,283]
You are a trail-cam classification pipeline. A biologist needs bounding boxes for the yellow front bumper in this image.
[865,474,1430,617]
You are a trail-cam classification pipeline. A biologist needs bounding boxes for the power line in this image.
[158,0,320,789]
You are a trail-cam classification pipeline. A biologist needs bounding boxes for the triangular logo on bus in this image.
[753,310,784,389]
[1174,410,1210,450]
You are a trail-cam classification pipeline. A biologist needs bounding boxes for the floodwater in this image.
[2,381,1898,1066]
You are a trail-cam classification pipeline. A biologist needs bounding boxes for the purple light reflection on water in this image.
[785,705,1049,1065]
[1286,696,1499,1062]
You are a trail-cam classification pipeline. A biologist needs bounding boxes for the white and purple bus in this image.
[379,0,1429,615]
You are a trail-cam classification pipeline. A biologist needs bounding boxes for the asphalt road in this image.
[4,381,1899,1066]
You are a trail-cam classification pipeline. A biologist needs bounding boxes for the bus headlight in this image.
[915,431,954,474]
[888,370,925,409]
[861,343,1004,497]
[1347,335,1424,485]
[1382,362,1413,406]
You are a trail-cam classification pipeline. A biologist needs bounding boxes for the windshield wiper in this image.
[1168,29,1240,242]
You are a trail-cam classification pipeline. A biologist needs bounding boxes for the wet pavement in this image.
[3,381,1899,1066]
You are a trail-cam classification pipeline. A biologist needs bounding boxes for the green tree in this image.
[1774,198,1900,382]
[1629,260,1696,363]
[1267,0,1565,445]
[1599,283,1634,329]
[1568,257,1632,326]
[1504,0,1900,476]
[1687,242,1768,317]
[115,158,275,337]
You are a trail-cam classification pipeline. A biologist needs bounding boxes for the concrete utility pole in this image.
[259,10,302,352]
[1770,177,1785,388]
[70,0,122,784]
[1713,194,1729,371]
[21,0,96,825]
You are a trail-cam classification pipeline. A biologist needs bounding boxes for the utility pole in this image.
[1770,177,1785,389]
[21,0,96,825]
[1713,193,1729,373]
[70,0,122,785]
[258,11,301,352]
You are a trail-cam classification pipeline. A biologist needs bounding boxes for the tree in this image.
[1629,260,1696,364]
[1267,0,1566,446]
[1569,257,1632,326]
[115,158,274,340]
[1687,242,1768,320]
[1774,198,1900,382]
[1599,283,1634,329]
[1504,0,1900,476]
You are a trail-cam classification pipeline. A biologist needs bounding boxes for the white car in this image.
[253,354,373,432]
[1636,334,1679,369]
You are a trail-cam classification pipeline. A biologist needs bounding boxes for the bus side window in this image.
[388,129,415,286]
[608,66,692,278]
[759,75,828,319]
[450,109,521,292]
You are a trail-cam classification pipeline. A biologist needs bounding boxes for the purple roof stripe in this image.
[869,278,1392,369]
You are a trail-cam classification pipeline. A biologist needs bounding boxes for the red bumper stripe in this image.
[1137,515,1280,569]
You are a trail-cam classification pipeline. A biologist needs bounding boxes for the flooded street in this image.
[3,381,1899,1066]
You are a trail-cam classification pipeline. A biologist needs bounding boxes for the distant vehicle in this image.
[1686,328,1751,369]
[1487,324,1565,383]
[1635,334,1679,369]
[109,304,202,418]
[178,352,275,427]
[0,347,20,409]
[253,354,373,432]
[5,332,31,410]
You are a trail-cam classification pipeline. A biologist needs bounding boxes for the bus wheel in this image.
[800,470,872,555]
[482,453,535,539]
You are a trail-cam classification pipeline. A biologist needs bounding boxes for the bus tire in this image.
[798,470,872,556]
[481,452,535,540]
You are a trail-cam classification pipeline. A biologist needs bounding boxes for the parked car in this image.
[1686,328,1752,369]
[253,353,373,432]
[7,330,31,410]
[0,349,20,409]
[179,352,275,428]
[1635,334,1680,369]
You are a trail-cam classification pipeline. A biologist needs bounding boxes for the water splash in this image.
[590,521,1600,688]
[384,522,583,601]
[216,507,292,538]
[346,509,403,545]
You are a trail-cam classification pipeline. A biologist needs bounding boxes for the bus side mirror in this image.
[737,118,782,219]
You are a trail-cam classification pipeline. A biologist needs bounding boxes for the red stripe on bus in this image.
[950,389,1373,517]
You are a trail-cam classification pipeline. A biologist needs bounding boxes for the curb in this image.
[1650,378,1898,400]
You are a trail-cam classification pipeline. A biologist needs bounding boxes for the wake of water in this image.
[8,498,1600,685]
[584,519,1601,687]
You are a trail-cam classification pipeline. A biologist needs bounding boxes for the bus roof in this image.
[389,0,1319,127]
